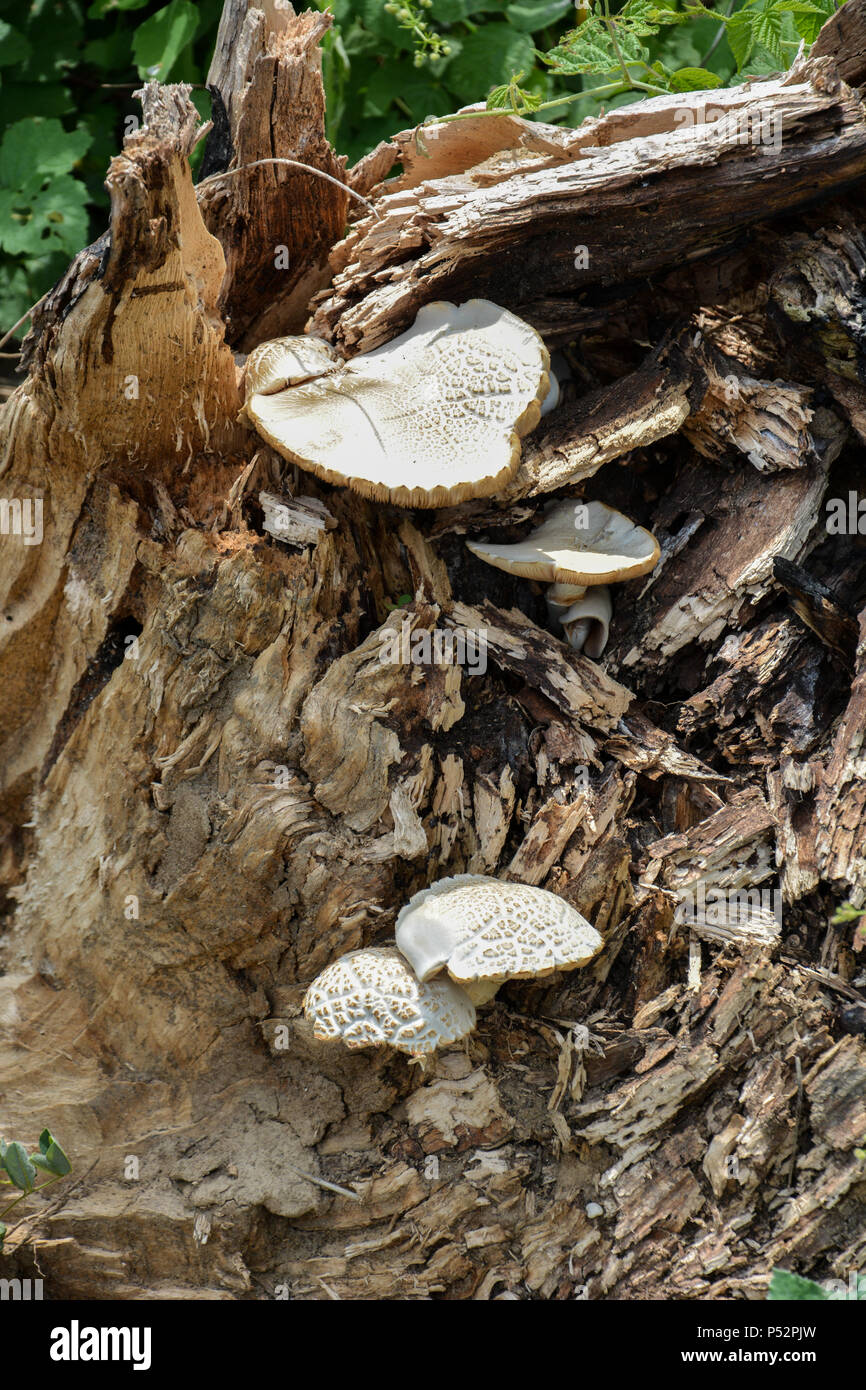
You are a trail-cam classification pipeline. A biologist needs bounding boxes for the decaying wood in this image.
[1,0,865,1303]
[311,63,866,354]
[199,1,349,347]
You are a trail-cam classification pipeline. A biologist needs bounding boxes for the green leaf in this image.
[768,1269,831,1301]
[1,1141,37,1192]
[83,33,133,70]
[33,1131,71,1176]
[445,24,536,103]
[0,119,92,192]
[505,0,573,33]
[648,7,693,23]
[0,83,74,126]
[132,0,199,81]
[725,11,758,70]
[788,0,835,43]
[546,17,649,75]
[88,0,151,14]
[431,0,469,18]
[0,176,90,257]
[0,261,34,333]
[360,0,406,48]
[619,0,661,38]
[0,1222,6,1251]
[752,9,785,66]
[669,65,723,91]
[0,22,32,67]
[363,69,445,119]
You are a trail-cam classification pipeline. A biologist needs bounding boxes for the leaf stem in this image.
[0,1174,62,1224]
[602,0,636,91]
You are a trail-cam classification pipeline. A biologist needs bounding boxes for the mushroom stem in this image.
[546,581,587,624]
[561,585,613,657]
[461,979,502,1006]
[540,367,560,417]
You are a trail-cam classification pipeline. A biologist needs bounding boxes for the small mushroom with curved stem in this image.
[539,350,572,419]
[395,874,603,1005]
[466,498,660,657]
[241,299,550,509]
[303,946,476,1058]
[548,583,613,659]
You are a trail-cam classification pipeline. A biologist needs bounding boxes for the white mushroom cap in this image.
[303,946,476,1056]
[242,299,550,508]
[243,335,341,397]
[466,499,660,587]
[558,585,613,658]
[395,874,603,989]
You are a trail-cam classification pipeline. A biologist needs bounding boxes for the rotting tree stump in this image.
[0,0,865,1300]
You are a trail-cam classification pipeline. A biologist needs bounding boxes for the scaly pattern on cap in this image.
[395,874,603,985]
[242,299,550,508]
[303,946,476,1056]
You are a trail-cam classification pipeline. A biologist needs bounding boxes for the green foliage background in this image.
[0,0,839,340]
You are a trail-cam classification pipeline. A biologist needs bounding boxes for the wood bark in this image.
[1,0,865,1300]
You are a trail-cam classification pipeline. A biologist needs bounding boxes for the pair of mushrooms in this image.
[242,298,659,656]
[303,875,602,1058]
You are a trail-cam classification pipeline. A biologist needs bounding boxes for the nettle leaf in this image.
[506,0,573,32]
[0,176,90,257]
[2,1141,37,1192]
[0,22,32,66]
[752,9,786,66]
[445,25,536,104]
[669,65,723,91]
[787,0,835,42]
[618,0,660,38]
[486,82,513,108]
[648,7,692,22]
[546,17,649,75]
[725,11,758,70]
[0,119,92,192]
[132,0,199,81]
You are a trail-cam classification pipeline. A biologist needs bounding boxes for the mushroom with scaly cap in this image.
[466,499,660,657]
[303,946,476,1057]
[241,299,550,509]
[395,874,603,1005]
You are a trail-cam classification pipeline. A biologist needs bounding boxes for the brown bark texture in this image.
[0,0,865,1301]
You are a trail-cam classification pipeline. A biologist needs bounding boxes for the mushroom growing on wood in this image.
[395,874,603,1005]
[466,499,660,657]
[303,946,476,1056]
[241,299,550,508]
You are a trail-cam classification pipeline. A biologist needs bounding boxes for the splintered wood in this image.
[1,0,865,1304]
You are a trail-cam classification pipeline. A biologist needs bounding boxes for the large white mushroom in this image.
[466,499,660,656]
[303,946,476,1057]
[395,874,603,1005]
[242,299,550,509]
